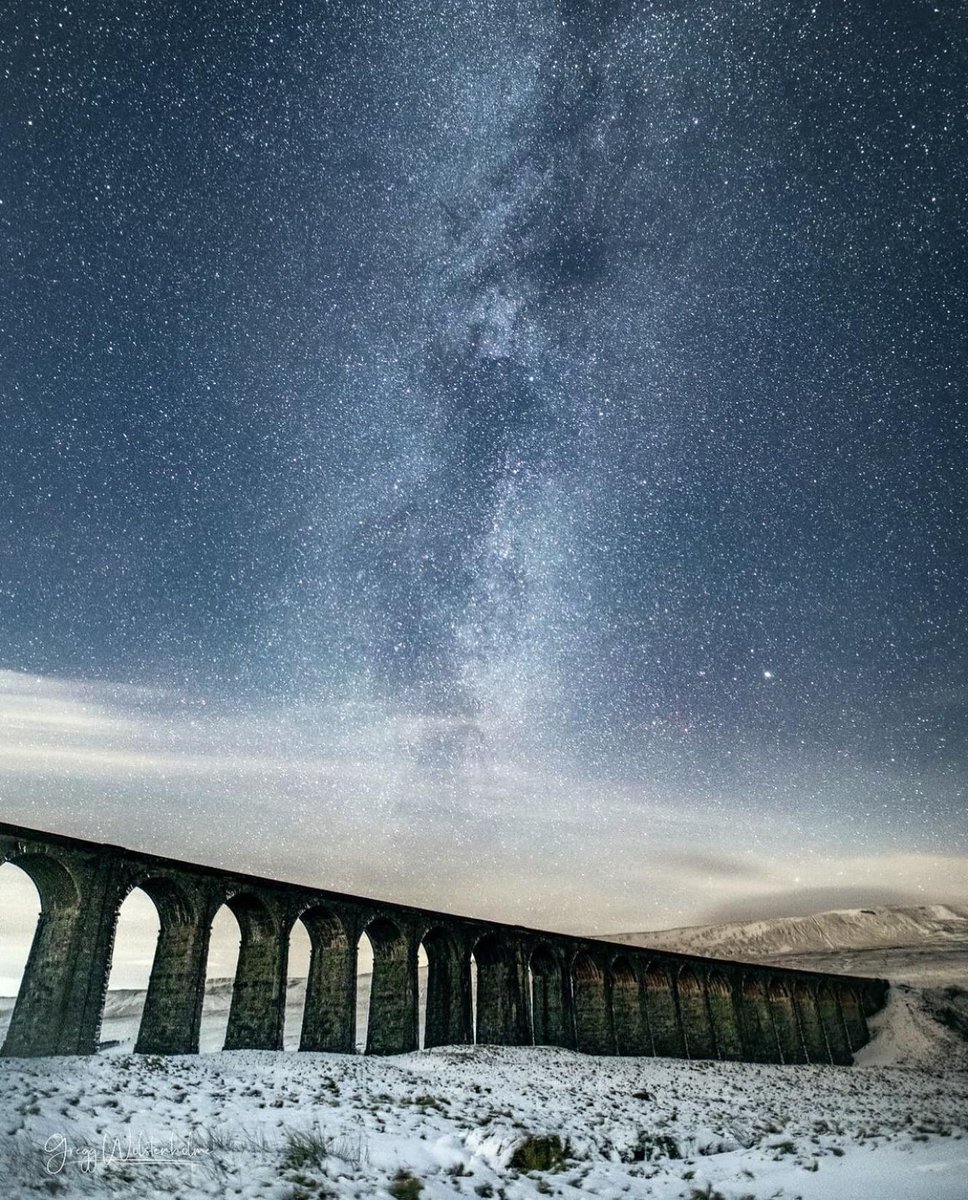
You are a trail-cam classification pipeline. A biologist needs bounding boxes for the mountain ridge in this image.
[595,904,968,987]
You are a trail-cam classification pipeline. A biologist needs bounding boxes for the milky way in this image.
[1,0,966,930]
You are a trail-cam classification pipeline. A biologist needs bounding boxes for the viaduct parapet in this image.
[0,822,887,1063]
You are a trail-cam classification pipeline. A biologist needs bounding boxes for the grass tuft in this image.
[281,1127,329,1172]
[509,1134,567,1172]
[388,1168,424,1198]
[689,1185,727,1200]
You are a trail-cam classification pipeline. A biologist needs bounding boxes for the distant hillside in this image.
[597,904,968,987]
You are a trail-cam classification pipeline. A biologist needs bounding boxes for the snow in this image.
[3,905,968,1196]
[1,988,966,1199]
[602,905,968,988]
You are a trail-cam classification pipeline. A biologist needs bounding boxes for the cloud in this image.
[1,669,966,946]
[698,886,927,924]
[663,852,772,883]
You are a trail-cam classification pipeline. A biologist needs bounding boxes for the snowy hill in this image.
[599,904,968,987]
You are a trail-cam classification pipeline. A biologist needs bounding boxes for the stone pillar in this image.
[610,957,649,1056]
[474,934,531,1046]
[136,880,213,1055]
[677,967,716,1060]
[816,983,852,1065]
[2,849,120,1058]
[4,909,80,1058]
[839,985,869,1053]
[793,982,831,1064]
[299,905,355,1053]
[573,952,613,1054]
[423,929,472,1048]
[530,946,572,1047]
[737,976,781,1063]
[769,980,807,1064]
[705,973,743,1061]
[224,896,288,1051]
[643,963,685,1057]
[365,917,418,1055]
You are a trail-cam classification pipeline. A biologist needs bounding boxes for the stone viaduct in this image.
[0,822,887,1063]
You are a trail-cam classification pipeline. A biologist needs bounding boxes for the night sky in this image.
[2,0,966,936]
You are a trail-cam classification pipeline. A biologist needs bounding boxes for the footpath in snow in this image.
[0,987,966,1199]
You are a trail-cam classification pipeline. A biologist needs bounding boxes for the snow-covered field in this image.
[1,986,967,1199]
[3,906,968,1197]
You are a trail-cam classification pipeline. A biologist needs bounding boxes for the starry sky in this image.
[2,0,966,944]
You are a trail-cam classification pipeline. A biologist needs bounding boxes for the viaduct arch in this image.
[0,822,887,1063]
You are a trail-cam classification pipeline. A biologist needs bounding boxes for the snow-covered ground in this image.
[3,906,968,1197]
[1,986,966,1199]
